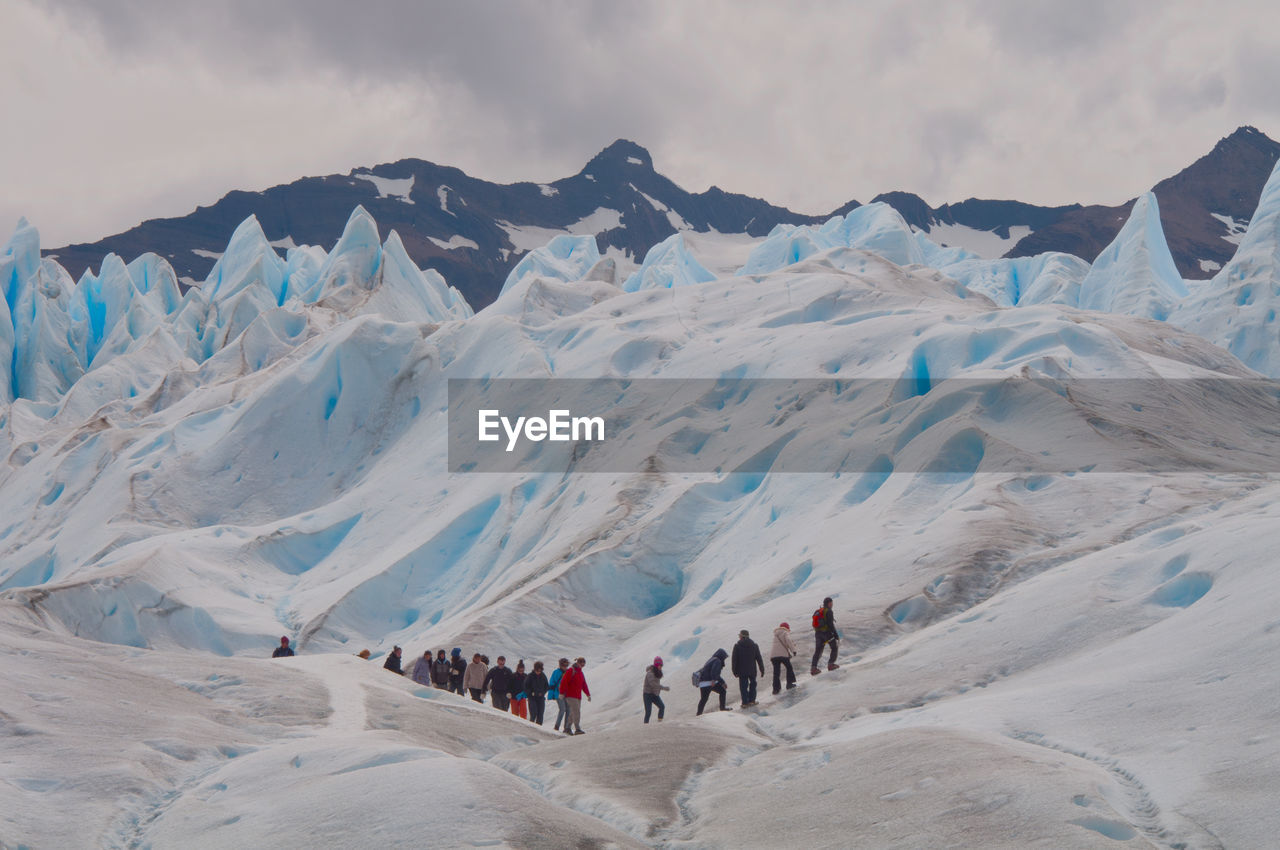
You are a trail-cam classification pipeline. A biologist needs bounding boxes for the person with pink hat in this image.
[770,622,799,694]
[642,656,670,723]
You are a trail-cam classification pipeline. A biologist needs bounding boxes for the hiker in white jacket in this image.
[770,622,799,694]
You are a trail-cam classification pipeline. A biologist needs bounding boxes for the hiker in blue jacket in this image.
[549,657,570,731]
[695,648,732,716]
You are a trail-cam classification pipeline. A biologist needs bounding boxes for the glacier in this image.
[622,233,716,293]
[2,175,1280,848]
[1075,192,1188,320]
[1171,158,1280,374]
[0,206,470,412]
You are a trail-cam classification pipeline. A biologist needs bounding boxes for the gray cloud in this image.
[966,0,1139,58]
[6,0,1280,248]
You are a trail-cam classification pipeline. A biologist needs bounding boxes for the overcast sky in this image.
[4,0,1280,247]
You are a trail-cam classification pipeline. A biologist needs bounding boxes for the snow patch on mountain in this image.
[1210,212,1249,245]
[918,222,1032,259]
[356,173,415,204]
[427,235,480,252]
[499,209,624,255]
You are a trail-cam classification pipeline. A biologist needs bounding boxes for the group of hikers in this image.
[383,646,591,735]
[272,637,592,733]
[271,596,842,727]
[677,596,840,717]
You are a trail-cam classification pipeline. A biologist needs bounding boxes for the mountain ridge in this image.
[41,127,1280,308]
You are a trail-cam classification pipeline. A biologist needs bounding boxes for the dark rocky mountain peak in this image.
[1007,126,1280,276]
[871,191,934,230]
[580,139,655,176]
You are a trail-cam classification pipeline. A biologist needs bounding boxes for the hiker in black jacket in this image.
[448,648,467,694]
[811,597,840,674]
[484,656,514,711]
[431,649,452,689]
[524,661,550,725]
[695,649,731,716]
[731,629,766,707]
[383,645,404,675]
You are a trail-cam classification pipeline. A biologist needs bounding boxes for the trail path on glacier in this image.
[287,654,371,733]
[0,591,1242,849]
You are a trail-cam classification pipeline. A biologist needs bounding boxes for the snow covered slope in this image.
[2,195,1280,848]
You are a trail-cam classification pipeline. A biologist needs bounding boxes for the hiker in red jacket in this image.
[559,657,591,735]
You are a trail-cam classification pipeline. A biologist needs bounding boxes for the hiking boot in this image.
[827,663,840,671]
[786,683,797,689]
[810,667,821,675]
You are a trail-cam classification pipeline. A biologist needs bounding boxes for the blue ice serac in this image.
[0,207,471,405]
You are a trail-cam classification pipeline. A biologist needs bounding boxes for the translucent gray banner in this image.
[447,378,1280,474]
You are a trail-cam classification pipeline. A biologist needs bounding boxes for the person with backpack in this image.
[559,657,591,735]
[484,656,515,711]
[410,650,433,686]
[510,660,529,719]
[695,649,732,715]
[525,661,549,725]
[431,649,452,689]
[464,653,488,702]
[731,630,765,708]
[449,648,467,695]
[642,656,669,723]
[272,636,294,658]
[770,621,799,694]
[548,658,570,731]
[384,645,405,675]
[811,597,840,675]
